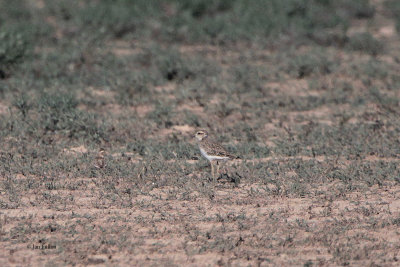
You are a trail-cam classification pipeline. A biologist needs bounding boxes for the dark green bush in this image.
[385,0,400,33]
[41,0,376,44]
[288,49,335,78]
[0,29,29,68]
[346,32,383,56]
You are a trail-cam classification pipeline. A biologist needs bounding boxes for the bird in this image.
[94,148,106,169]
[195,130,236,182]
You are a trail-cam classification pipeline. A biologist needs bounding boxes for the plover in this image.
[94,148,106,169]
[195,130,235,182]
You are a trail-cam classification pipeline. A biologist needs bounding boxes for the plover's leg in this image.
[216,161,220,179]
[210,161,215,182]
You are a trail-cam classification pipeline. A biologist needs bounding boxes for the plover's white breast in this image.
[199,147,229,161]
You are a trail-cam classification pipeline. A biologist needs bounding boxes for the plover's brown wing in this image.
[94,149,106,169]
[207,141,236,159]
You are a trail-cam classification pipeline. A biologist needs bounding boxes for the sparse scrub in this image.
[288,49,335,78]
[0,28,30,74]
[156,49,196,82]
[146,102,175,128]
[346,32,383,56]
[230,64,265,93]
[34,0,375,44]
[385,0,400,32]
[360,59,389,79]
[115,73,151,106]
[165,0,373,43]
[12,93,31,118]
[152,47,220,82]
[0,0,399,266]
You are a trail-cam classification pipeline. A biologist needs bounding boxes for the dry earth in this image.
[1,0,400,266]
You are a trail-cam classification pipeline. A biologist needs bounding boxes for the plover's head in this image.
[195,130,208,141]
